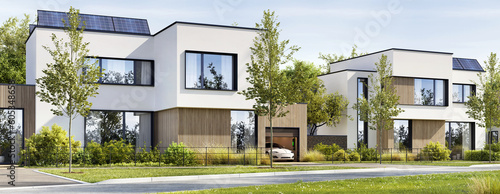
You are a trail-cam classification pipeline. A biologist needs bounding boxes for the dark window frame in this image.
[413,78,449,106]
[393,119,412,149]
[445,122,475,150]
[230,110,257,148]
[184,50,238,91]
[86,56,155,86]
[488,131,499,144]
[357,78,369,148]
[0,108,25,149]
[452,83,476,103]
[83,109,154,147]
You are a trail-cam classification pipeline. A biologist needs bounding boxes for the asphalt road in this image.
[2,165,500,193]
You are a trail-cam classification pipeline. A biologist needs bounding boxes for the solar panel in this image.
[458,58,484,71]
[112,17,150,34]
[452,58,463,70]
[37,10,150,35]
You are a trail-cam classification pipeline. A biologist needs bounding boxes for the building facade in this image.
[318,48,497,159]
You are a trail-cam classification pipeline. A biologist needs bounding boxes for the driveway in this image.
[1,164,499,193]
[0,166,79,188]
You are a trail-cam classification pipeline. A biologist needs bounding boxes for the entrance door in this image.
[265,128,299,162]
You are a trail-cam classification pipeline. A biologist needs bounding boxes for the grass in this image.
[39,165,360,183]
[314,160,500,166]
[169,170,500,194]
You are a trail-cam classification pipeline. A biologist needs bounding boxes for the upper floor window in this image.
[452,84,475,103]
[185,51,237,91]
[414,78,447,106]
[88,57,154,86]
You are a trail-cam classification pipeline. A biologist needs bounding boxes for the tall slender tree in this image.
[465,53,500,163]
[239,10,299,167]
[318,45,367,74]
[0,14,31,84]
[353,54,403,164]
[36,7,101,172]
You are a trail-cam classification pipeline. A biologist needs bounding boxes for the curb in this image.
[34,170,90,184]
[96,168,399,184]
[470,164,500,168]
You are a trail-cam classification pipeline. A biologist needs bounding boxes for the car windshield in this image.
[265,143,283,148]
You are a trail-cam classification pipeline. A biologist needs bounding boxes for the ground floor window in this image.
[230,110,256,149]
[488,131,499,144]
[445,122,475,159]
[85,110,152,147]
[0,109,23,162]
[393,120,412,149]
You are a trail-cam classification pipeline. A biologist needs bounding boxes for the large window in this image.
[414,78,447,106]
[357,78,368,147]
[85,110,152,147]
[87,57,153,86]
[393,120,412,149]
[445,122,475,159]
[452,84,475,103]
[185,51,237,90]
[231,110,256,149]
[0,109,23,163]
[488,131,499,144]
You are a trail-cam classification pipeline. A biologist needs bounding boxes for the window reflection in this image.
[414,78,447,106]
[393,120,411,149]
[87,58,153,85]
[186,52,235,90]
[231,111,255,150]
[445,122,473,160]
[357,78,368,147]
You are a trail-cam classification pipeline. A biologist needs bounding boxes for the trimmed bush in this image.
[357,143,378,161]
[333,149,349,161]
[164,142,196,166]
[104,139,134,163]
[381,152,417,161]
[422,141,451,161]
[303,150,326,162]
[348,151,360,162]
[465,150,500,161]
[484,143,500,153]
[313,143,341,160]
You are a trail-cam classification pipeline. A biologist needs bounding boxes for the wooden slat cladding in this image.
[154,108,179,148]
[393,77,414,105]
[377,128,394,149]
[412,120,445,149]
[0,85,36,139]
[178,108,231,147]
[257,104,307,160]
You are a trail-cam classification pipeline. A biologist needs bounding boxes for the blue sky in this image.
[2,0,500,67]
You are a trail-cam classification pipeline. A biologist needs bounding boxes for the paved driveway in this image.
[1,164,499,193]
[0,166,78,188]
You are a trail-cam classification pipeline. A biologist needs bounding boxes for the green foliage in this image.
[422,141,451,161]
[136,144,161,163]
[318,45,367,73]
[333,149,349,161]
[19,124,81,166]
[313,143,341,160]
[104,139,134,163]
[484,142,500,152]
[35,7,102,172]
[85,141,106,165]
[164,142,196,166]
[469,175,500,194]
[0,14,30,84]
[283,61,349,135]
[356,143,379,161]
[348,151,361,162]
[465,150,500,161]
[303,150,326,162]
[352,54,404,162]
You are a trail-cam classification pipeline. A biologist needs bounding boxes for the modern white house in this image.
[317,48,498,159]
[2,10,308,161]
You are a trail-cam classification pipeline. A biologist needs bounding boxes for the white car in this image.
[265,143,294,161]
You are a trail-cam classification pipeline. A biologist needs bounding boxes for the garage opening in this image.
[265,127,299,162]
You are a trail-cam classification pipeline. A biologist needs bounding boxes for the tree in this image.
[318,45,367,73]
[353,54,404,164]
[283,60,349,135]
[0,14,30,84]
[239,10,299,167]
[465,53,500,163]
[35,7,101,172]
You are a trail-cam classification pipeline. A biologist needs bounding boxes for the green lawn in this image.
[169,170,500,194]
[40,165,360,183]
[314,160,500,166]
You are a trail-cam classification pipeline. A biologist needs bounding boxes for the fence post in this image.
[159,148,161,167]
[243,148,246,165]
[109,147,112,167]
[134,147,137,166]
[227,147,230,165]
[332,151,334,164]
[256,147,258,165]
[183,147,185,166]
[56,147,59,167]
[391,148,393,163]
[205,147,208,166]
[343,151,345,163]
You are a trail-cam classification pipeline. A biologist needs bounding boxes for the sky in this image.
[1,0,500,67]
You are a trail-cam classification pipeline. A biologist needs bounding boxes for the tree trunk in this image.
[379,127,382,164]
[270,101,273,168]
[69,117,72,173]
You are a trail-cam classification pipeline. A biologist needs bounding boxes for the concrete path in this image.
[0,166,79,188]
[1,164,499,193]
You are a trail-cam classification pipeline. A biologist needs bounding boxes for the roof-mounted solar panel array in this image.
[37,10,150,35]
[452,57,484,71]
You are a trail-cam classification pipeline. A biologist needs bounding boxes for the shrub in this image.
[465,150,500,161]
[333,149,349,161]
[348,151,360,162]
[484,142,500,153]
[136,144,160,163]
[357,143,378,161]
[381,152,417,161]
[422,141,451,161]
[313,143,341,160]
[19,124,81,166]
[85,141,106,165]
[303,150,325,162]
[103,139,134,163]
[469,175,500,194]
[164,142,196,166]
